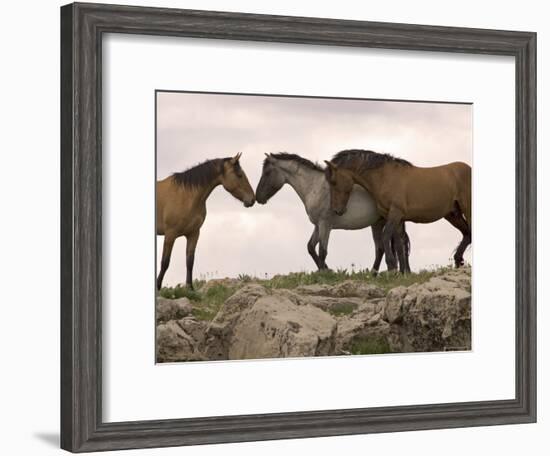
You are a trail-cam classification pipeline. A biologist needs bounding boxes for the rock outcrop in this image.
[228,296,337,359]
[156,268,471,362]
[156,296,193,324]
[384,269,472,352]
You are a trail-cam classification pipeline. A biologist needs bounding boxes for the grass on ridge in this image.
[258,266,454,293]
[159,283,236,321]
[159,265,458,321]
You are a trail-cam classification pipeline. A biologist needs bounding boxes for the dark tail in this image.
[402,222,411,258]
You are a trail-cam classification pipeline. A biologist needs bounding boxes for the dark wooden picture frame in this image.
[60,2,536,452]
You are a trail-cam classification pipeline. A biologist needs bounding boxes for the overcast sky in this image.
[157,91,472,286]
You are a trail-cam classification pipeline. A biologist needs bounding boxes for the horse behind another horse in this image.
[325,149,471,271]
[256,152,410,274]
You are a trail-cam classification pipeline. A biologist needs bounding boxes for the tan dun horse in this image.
[325,149,471,272]
[156,153,255,290]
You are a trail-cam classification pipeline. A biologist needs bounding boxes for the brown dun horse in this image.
[325,149,471,272]
[156,153,255,290]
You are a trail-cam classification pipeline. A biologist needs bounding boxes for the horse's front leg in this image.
[157,233,176,290]
[307,225,323,270]
[185,230,200,289]
[370,219,386,276]
[318,223,331,270]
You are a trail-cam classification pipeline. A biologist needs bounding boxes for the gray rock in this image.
[335,307,390,354]
[156,296,193,324]
[276,289,362,314]
[382,270,471,352]
[204,284,269,360]
[295,280,384,299]
[331,280,386,299]
[229,296,337,359]
[294,283,332,296]
[156,317,207,362]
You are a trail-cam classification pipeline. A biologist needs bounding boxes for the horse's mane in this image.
[265,152,324,172]
[331,149,412,171]
[172,158,232,188]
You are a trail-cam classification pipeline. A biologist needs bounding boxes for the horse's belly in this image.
[405,199,455,224]
[332,187,380,229]
[180,214,206,236]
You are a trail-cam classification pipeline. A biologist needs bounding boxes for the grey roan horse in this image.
[256,153,410,273]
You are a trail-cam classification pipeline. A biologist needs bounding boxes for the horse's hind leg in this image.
[370,219,385,276]
[444,205,471,268]
[318,223,331,270]
[185,230,200,289]
[307,225,323,270]
[458,195,471,231]
[157,233,176,290]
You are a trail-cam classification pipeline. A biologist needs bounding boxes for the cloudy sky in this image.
[157,91,472,286]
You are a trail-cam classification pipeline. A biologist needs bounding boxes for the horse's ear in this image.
[231,152,242,164]
[324,160,336,172]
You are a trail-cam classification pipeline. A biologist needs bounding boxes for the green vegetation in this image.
[158,284,201,302]
[191,284,236,321]
[237,273,253,283]
[159,265,457,322]
[258,266,454,293]
[327,302,357,317]
[159,282,237,321]
[349,336,392,355]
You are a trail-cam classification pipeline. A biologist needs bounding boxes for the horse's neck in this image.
[355,167,386,199]
[190,177,222,206]
[282,165,323,209]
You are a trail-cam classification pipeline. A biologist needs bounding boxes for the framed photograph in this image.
[60,2,536,452]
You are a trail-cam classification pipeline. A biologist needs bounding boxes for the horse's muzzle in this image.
[244,198,256,208]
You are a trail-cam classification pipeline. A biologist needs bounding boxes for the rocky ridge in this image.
[156,268,471,362]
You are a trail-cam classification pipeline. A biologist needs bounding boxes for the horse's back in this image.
[448,161,471,185]
[156,177,206,237]
[408,161,470,190]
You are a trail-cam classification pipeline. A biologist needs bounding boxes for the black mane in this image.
[172,158,230,188]
[264,152,324,172]
[331,149,412,170]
